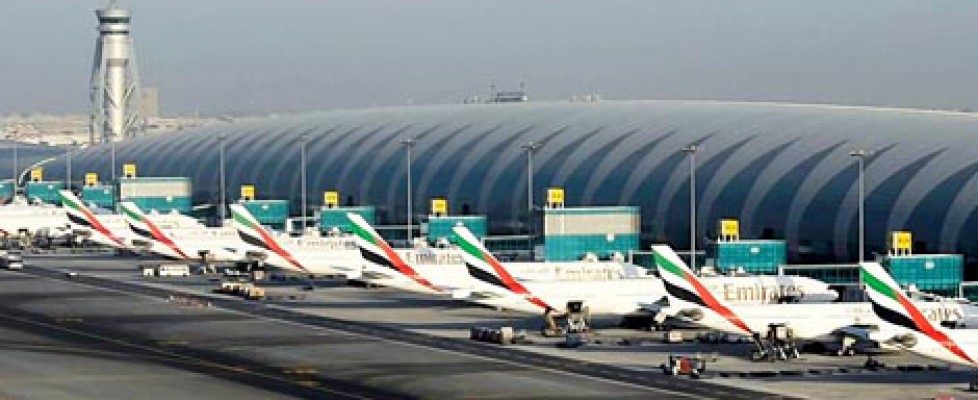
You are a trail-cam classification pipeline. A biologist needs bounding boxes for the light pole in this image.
[850,149,872,262]
[219,134,227,223]
[521,141,542,256]
[682,145,699,271]
[110,139,116,181]
[400,138,418,242]
[65,144,73,190]
[299,133,308,230]
[11,141,17,188]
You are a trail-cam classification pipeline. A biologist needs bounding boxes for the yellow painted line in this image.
[54,317,84,323]
[282,366,318,375]
[294,379,320,387]
[156,339,188,346]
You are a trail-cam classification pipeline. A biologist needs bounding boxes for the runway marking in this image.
[0,311,372,400]
[17,265,782,400]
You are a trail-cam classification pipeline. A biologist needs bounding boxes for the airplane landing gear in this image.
[750,324,799,362]
[836,335,858,357]
[863,356,885,370]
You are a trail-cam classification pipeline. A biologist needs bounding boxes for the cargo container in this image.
[712,240,787,274]
[25,181,65,204]
[543,206,640,261]
[884,254,962,296]
[320,206,375,233]
[241,200,289,229]
[427,215,487,244]
[118,177,192,213]
[81,185,116,209]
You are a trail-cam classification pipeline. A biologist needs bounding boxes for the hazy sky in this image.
[2,0,977,115]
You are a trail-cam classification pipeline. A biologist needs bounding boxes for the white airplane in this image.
[652,245,976,356]
[0,197,71,239]
[449,227,841,320]
[119,201,245,262]
[451,224,659,315]
[346,213,446,294]
[346,213,671,297]
[228,204,361,276]
[59,190,132,250]
[861,261,977,367]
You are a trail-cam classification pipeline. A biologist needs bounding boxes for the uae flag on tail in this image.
[346,212,437,291]
[860,262,974,364]
[652,245,753,335]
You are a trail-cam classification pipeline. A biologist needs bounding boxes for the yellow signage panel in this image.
[431,198,448,215]
[30,167,43,182]
[720,219,740,237]
[240,185,255,200]
[122,163,136,177]
[547,188,565,205]
[891,231,912,251]
[324,191,339,207]
[85,173,98,186]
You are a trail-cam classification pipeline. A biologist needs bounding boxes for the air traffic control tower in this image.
[89,1,143,144]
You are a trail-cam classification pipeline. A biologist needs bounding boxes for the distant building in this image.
[141,87,159,119]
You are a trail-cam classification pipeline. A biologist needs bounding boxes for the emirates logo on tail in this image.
[347,213,438,292]
[652,245,753,335]
[230,205,307,273]
[861,262,974,365]
[453,226,552,311]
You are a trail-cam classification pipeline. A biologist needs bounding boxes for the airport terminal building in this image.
[41,100,978,265]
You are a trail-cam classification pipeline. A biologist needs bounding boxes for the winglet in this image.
[860,262,974,364]
[346,212,440,292]
[651,245,753,335]
[453,225,553,311]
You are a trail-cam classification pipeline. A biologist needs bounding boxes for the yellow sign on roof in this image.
[324,191,339,208]
[240,185,255,201]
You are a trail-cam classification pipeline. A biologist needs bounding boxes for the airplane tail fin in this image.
[347,212,439,291]
[860,262,974,363]
[119,201,189,259]
[651,244,753,334]
[119,202,153,238]
[230,204,307,272]
[59,190,91,226]
[59,190,126,247]
[229,204,269,248]
[453,225,552,310]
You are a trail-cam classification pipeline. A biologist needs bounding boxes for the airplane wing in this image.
[831,324,881,341]
[451,289,511,300]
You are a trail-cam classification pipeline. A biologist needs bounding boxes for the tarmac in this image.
[5,252,978,399]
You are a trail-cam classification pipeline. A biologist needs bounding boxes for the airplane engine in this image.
[245,251,267,262]
[71,229,92,238]
[678,308,705,321]
[888,333,918,348]
[130,239,153,250]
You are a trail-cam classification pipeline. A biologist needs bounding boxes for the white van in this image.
[2,253,23,270]
[157,264,191,277]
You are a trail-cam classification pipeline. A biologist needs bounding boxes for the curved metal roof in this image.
[0,141,65,183]
[44,100,978,261]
